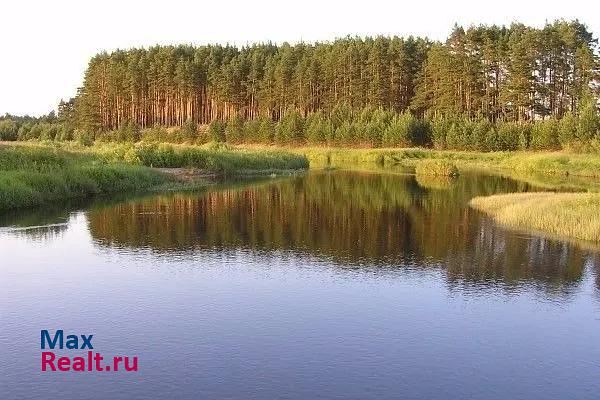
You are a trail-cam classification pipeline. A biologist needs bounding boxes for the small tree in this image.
[208,120,226,142]
[257,117,275,144]
[558,112,578,147]
[334,121,356,146]
[276,109,304,144]
[243,119,261,143]
[180,119,198,143]
[577,94,600,142]
[74,129,94,146]
[530,118,559,150]
[225,115,245,143]
[116,120,141,142]
[305,112,327,144]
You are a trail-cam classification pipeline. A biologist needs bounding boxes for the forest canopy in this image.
[2,20,599,151]
[74,20,598,131]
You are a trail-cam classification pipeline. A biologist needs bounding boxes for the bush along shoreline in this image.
[414,160,459,177]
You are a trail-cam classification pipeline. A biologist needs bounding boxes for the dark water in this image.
[1,171,599,400]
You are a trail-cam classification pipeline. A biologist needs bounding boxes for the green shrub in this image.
[114,120,141,142]
[446,119,472,150]
[74,129,94,146]
[558,112,578,146]
[530,118,560,150]
[428,117,453,149]
[334,121,356,146]
[257,117,275,143]
[225,115,245,143]
[141,126,169,143]
[472,119,495,151]
[382,112,414,147]
[243,119,261,143]
[276,109,304,144]
[178,119,199,143]
[577,97,600,142]
[17,123,33,140]
[57,125,75,141]
[0,119,18,141]
[209,120,226,142]
[305,112,328,144]
[496,122,525,151]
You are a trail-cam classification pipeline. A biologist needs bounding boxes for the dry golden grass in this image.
[470,192,600,242]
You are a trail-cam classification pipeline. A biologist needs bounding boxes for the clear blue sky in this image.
[1,0,598,116]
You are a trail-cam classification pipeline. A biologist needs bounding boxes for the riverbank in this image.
[470,192,600,243]
[0,145,169,210]
[275,146,600,178]
[241,145,600,243]
[0,143,309,210]
[4,142,600,244]
[89,142,310,173]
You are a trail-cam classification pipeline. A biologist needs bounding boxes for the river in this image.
[1,170,599,399]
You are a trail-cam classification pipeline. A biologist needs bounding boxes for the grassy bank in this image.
[91,142,310,174]
[5,140,600,247]
[470,193,600,243]
[273,147,600,178]
[0,145,172,211]
[0,143,309,211]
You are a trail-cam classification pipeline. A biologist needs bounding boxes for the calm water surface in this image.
[1,171,599,399]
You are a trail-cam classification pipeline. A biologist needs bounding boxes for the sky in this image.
[0,0,598,116]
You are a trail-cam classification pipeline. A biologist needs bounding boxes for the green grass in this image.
[268,146,600,178]
[415,159,459,177]
[470,192,600,243]
[89,142,310,173]
[0,143,309,211]
[0,145,171,211]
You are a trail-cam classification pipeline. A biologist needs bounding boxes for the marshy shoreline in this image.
[0,143,309,211]
[2,141,600,245]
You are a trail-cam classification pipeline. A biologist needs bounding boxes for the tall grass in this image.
[92,142,310,173]
[0,143,310,211]
[0,145,169,211]
[470,192,600,242]
[415,160,459,177]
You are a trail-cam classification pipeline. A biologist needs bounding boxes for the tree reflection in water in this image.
[83,171,600,296]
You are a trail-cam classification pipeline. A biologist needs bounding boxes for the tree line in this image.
[73,20,598,130]
[1,20,599,151]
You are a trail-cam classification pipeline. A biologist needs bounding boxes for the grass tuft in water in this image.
[415,159,459,177]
